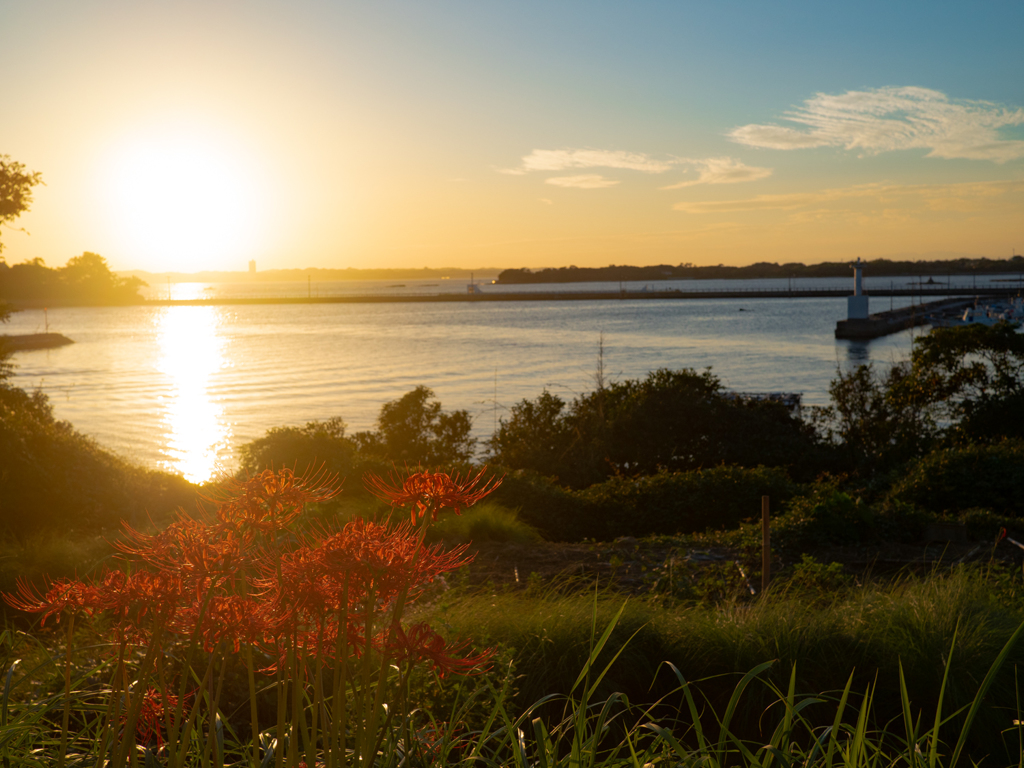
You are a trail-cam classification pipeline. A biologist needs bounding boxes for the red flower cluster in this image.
[4,466,500,757]
[365,467,502,523]
[388,622,493,677]
[131,686,185,748]
[214,466,339,535]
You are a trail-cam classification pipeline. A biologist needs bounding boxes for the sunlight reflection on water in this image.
[7,291,928,481]
[155,306,231,482]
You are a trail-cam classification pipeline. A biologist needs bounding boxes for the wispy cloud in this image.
[519,149,674,173]
[673,179,1024,214]
[502,149,770,190]
[661,157,773,189]
[545,175,620,189]
[729,86,1024,162]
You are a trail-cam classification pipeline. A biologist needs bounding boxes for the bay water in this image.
[5,276,951,482]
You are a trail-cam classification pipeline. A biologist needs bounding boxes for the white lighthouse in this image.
[847,258,869,320]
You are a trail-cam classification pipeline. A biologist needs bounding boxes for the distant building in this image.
[248,260,256,275]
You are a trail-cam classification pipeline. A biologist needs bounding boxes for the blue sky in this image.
[1,1,1022,271]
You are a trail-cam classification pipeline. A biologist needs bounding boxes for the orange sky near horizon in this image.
[2,2,1022,274]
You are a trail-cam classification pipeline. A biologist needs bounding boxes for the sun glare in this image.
[103,131,267,273]
[156,306,231,483]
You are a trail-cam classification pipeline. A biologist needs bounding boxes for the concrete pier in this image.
[835,298,973,340]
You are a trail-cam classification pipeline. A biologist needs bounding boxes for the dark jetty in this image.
[834,298,973,340]
[1,333,74,351]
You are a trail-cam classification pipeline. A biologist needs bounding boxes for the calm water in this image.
[6,279,936,482]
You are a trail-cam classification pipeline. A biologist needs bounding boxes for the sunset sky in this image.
[2,1,1022,273]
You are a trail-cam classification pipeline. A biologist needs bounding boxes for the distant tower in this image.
[248,260,256,275]
[847,258,869,320]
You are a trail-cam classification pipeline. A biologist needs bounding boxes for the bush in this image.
[237,416,357,477]
[886,440,1024,516]
[425,501,541,546]
[0,385,194,539]
[489,368,828,489]
[486,468,588,541]
[770,481,877,550]
[576,465,798,540]
[356,385,476,465]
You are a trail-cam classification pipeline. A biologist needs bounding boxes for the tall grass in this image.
[4,576,1024,764]
[431,566,1024,759]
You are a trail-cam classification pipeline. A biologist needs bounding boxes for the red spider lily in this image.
[406,722,470,764]
[258,519,420,632]
[264,519,475,622]
[364,467,502,524]
[129,686,185,749]
[3,577,102,626]
[118,518,245,596]
[173,594,272,653]
[212,467,339,534]
[88,570,183,645]
[386,622,494,677]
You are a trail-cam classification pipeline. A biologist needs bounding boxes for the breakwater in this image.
[834,298,974,340]
[135,284,1023,307]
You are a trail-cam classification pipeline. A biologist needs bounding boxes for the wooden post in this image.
[761,496,770,594]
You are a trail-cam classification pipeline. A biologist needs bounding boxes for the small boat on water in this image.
[933,297,1023,328]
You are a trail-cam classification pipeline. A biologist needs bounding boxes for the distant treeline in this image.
[495,256,1024,284]
[0,252,145,307]
[124,267,502,283]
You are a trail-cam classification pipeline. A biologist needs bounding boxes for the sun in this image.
[102,130,267,273]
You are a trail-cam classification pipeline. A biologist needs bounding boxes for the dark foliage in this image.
[485,468,588,541]
[911,321,1024,442]
[0,252,145,306]
[238,416,357,477]
[816,362,937,470]
[575,465,797,540]
[487,465,796,542]
[818,323,1024,473]
[886,440,1024,517]
[354,385,475,465]
[489,368,826,488]
[495,255,1024,284]
[0,384,194,538]
[239,387,475,484]
[0,155,43,254]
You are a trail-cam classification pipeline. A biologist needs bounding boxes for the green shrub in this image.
[784,554,853,594]
[0,385,193,539]
[771,482,876,550]
[575,465,797,540]
[487,468,589,541]
[886,440,1024,516]
[425,501,541,546]
[237,416,357,477]
[489,368,830,489]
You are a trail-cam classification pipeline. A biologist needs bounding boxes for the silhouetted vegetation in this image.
[352,384,475,464]
[0,251,146,306]
[0,326,193,589]
[0,155,43,255]
[496,255,1024,284]
[817,322,1024,472]
[488,368,825,489]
